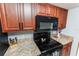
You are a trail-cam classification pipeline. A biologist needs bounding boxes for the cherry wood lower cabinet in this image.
[62,42,72,56]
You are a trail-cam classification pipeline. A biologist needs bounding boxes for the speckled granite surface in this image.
[4,34,73,56]
[51,34,73,45]
[4,39,41,56]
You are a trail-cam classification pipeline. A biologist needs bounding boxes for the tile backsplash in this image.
[8,31,57,45]
[8,31,33,40]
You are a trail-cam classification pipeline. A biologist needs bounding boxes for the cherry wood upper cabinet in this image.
[0,7,1,19]
[45,4,51,16]
[36,4,46,16]
[50,5,57,17]
[21,3,34,30]
[57,8,62,29]
[0,3,20,32]
[56,7,68,29]
[31,3,37,30]
[0,3,68,32]
[62,9,68,29]
[56,7,62,29]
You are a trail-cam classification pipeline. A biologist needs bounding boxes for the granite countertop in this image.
[4,34,73,56]
[51,34,73,45]
[4,39,41,56]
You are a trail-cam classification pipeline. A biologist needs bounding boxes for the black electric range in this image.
[34,32,63,56]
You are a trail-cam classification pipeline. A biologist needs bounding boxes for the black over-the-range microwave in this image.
[35,15,58,32]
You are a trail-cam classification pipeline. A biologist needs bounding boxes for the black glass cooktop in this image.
[38,38,63,52]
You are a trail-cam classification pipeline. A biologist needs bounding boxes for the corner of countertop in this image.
[51,34,73,45]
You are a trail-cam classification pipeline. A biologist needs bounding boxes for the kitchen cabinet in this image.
[0,3,20,32]
[0,3,68,32]
[50,5,57,17]
[35,3,57,17]
[62,42,72,56]
[61,9,68,29]
[36,4,46,16]
[56,7,63,29]
[21,3,34,30]
[31,3,37,30]
[0,3,35,32]
[45,4,51,16]
[56,7,68,29]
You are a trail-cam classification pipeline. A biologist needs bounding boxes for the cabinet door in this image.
[36,3,46,16]
[22,3,34,30]
[0,3,20,32]
[62,9,68,29]
[67,42,72,55]
[31,3,37,30]
[56,7,68,29]
[56,7,62,29]
[62,45,68,56]
[50,5,57,17]
[45,4,51,16]
[62,42,72,56]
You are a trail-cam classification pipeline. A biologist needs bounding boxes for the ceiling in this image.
[50,3,79,9]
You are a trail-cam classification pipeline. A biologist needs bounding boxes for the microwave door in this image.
[40,22,51,30]
[39,22,54,30]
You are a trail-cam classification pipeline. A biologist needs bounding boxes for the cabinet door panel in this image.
[36,4,46,16]
[45,4,51,16]
[56,7,68,29]
[5,4,19,30]
[50,5,57,17]
[22,3,34,30]
[62,47,67,56]
[31,3,37,30]
[0,3,20,32]
[62,42,72,56]
[56,7,62,29]
[62,9,68,29]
